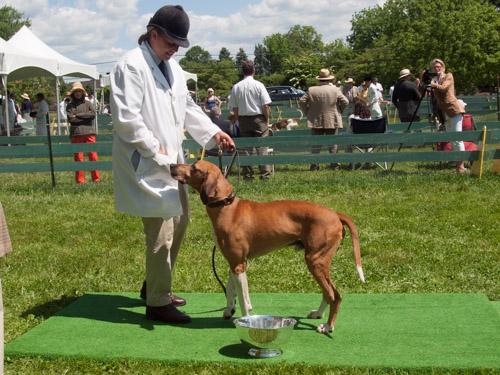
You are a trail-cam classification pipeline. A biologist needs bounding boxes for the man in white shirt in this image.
[228,60,272,179]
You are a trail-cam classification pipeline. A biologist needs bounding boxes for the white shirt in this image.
[228,76,271,116]
[59,100,67,120]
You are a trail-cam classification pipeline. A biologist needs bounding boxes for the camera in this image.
[422,68,438,85]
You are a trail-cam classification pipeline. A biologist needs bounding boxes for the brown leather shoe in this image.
[146,304,191,324]
[169,293,186,306]
[140,281,186,306]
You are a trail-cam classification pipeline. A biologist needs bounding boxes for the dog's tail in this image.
[338,213,365,283]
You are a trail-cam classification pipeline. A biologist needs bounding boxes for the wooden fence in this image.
[1,122,499,181]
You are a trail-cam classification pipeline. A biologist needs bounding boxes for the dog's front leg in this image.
[232,271,253,316]
[223,270,237,319]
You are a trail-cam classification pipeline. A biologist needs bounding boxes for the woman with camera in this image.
[421,58,466,174]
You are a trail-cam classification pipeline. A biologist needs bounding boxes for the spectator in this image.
[209,106,232,136]
[342,78,359,108]
[364,75,383,118]
[203,88,221,113]
[110,5,234,324]
[345,100,372,153]
[299,68,349,171]
[374,77,384,97]
[33,93,49,136]
[421,58,466,174]
[228,60,272,179]
[20,93,33,122]
[392,69,421,122]
[66,82,100,184]
[357,81,368,103]
[58,97,71,135]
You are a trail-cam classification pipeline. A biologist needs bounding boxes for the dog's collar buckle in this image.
[206,193,235,208]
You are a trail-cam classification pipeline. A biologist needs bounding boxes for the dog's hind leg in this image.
[232,271,253,316]
[223,270,237,319]
[305,241,342,333]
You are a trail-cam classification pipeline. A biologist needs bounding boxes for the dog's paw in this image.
[316,323,333,334]
[307,310,324,319]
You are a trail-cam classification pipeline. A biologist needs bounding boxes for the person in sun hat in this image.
[392,68,421,123]
[66,81,100,184]
[110,5,234,325]
[299,68,349,171]
[342,77,359,108]
[20,93,33,122]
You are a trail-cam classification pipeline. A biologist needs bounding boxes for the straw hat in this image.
[21,93,30,100]
[70,82,87,96]
[344,78,355,84]
[316,68,335,81]
[399,69,411,79]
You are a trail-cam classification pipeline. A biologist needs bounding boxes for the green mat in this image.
[6,293,500,370]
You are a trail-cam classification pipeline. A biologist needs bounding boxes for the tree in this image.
[179,45,212,65]
[0,5,31,40]
[347,0,500,93]
[261,25,325,74]
[254,43,270,76]
[218,47,232,62]
[235,48,248,68]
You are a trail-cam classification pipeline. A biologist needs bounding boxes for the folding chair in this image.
[350,117,388,170]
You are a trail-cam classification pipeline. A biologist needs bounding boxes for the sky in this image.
[5,0,385,76]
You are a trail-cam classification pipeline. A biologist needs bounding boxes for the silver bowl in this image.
[233,315,297,358]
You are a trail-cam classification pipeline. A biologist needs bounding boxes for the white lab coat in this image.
[111,43,220,218]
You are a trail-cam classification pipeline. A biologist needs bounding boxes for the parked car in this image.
[266,86,305,101]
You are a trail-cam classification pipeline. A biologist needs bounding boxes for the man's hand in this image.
[214,131,235,151]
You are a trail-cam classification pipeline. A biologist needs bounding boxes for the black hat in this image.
[147,5,190,48]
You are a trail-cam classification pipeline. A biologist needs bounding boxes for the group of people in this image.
[391,60,467,174]
[0,92,49,136]
[297,59,467,174]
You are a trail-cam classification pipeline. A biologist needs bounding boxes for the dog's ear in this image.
[200,174,218,205]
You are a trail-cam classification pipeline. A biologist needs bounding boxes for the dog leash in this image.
[212,148,240,296]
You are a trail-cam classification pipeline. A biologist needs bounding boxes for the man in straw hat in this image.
[299,68,349,171]
[342,78,359,108]
[392,68,421,122]
[20,93,33,122]
[110,5,234,324]
[66,81,100,183]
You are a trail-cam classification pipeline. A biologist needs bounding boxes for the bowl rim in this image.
[233,315,297,328]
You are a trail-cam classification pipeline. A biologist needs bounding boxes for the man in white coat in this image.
[110,5,234,324]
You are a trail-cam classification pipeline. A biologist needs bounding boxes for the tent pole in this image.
[1,76,10,137]
[55,78,61,135]
[94,80,98,134]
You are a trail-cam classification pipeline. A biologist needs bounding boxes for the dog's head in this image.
[271,120,288,131]
[170,160,233,205]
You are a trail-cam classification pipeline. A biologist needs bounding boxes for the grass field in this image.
[0,159,499,374]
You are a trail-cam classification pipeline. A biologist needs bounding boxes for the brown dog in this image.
[170,160,364,333]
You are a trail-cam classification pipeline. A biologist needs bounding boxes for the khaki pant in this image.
[142,183,189,307]
[238,115,271,178]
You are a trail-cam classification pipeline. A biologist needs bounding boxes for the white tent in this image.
[8,26,99,134]
[0,37,59,136]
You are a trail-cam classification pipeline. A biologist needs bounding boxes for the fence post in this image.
[471,126,487,179]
